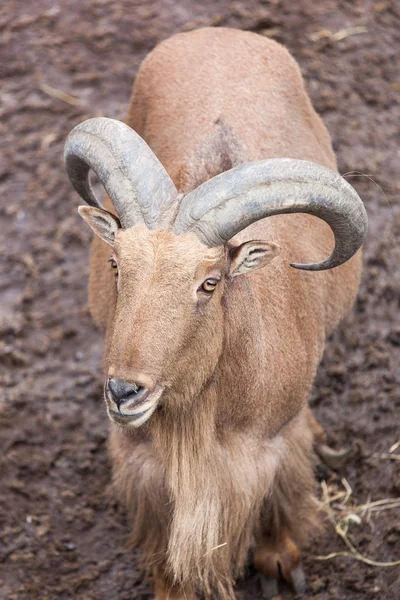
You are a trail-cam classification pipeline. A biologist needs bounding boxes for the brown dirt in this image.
[1,1,399,599]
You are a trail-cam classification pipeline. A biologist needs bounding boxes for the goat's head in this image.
[65,118,367,427]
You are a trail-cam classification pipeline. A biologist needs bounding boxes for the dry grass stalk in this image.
[316,473,400,567]
[310,26,368,42]
[38,82,80,106]
[389,440,400,454]
[379,438,400,461]
[379,453,400,461]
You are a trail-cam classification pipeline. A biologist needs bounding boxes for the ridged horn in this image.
[64,117,178,229]
[173,158,368,271]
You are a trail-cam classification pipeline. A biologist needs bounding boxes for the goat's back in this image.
[127,27,337,189]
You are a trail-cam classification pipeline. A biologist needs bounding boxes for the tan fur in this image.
[86,28,362,598]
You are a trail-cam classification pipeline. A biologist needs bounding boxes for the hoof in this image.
[289,563,306,594]
[260,575,279,599]
[316,443,353,470]
[260,563,306,598]
[255,534,306,597]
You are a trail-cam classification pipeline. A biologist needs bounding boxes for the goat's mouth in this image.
[105,388,163,428]
[108,404,158,427]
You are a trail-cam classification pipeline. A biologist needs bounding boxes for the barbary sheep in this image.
[64,27,367,600]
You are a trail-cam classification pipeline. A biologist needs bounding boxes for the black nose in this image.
[107,377,147,409]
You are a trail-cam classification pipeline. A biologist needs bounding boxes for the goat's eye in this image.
[108,257,118,278]
[201,279,218,293]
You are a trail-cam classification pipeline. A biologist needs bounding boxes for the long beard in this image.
[151,393,284,599]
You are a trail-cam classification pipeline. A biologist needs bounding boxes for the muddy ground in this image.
[0,0,399,599]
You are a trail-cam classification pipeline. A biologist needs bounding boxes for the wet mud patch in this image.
[0,1,399,598]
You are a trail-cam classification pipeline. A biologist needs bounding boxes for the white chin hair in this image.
[109,401,159,428]
[130,402,158,427]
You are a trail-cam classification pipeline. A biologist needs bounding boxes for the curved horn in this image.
[64,117,178,229]
[173,159,368,271]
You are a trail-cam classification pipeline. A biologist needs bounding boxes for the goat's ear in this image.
[78,206,120,247]
[229,240,280,278]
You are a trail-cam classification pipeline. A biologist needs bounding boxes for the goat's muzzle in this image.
[105,375,162,427]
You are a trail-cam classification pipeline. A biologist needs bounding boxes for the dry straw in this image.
[316,440,400,567]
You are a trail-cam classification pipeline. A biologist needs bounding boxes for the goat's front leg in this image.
[153,573,197,600]
[254,532,305,598]
[254,410,318,598]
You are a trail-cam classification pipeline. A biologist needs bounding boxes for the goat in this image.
[64,27,367,600]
